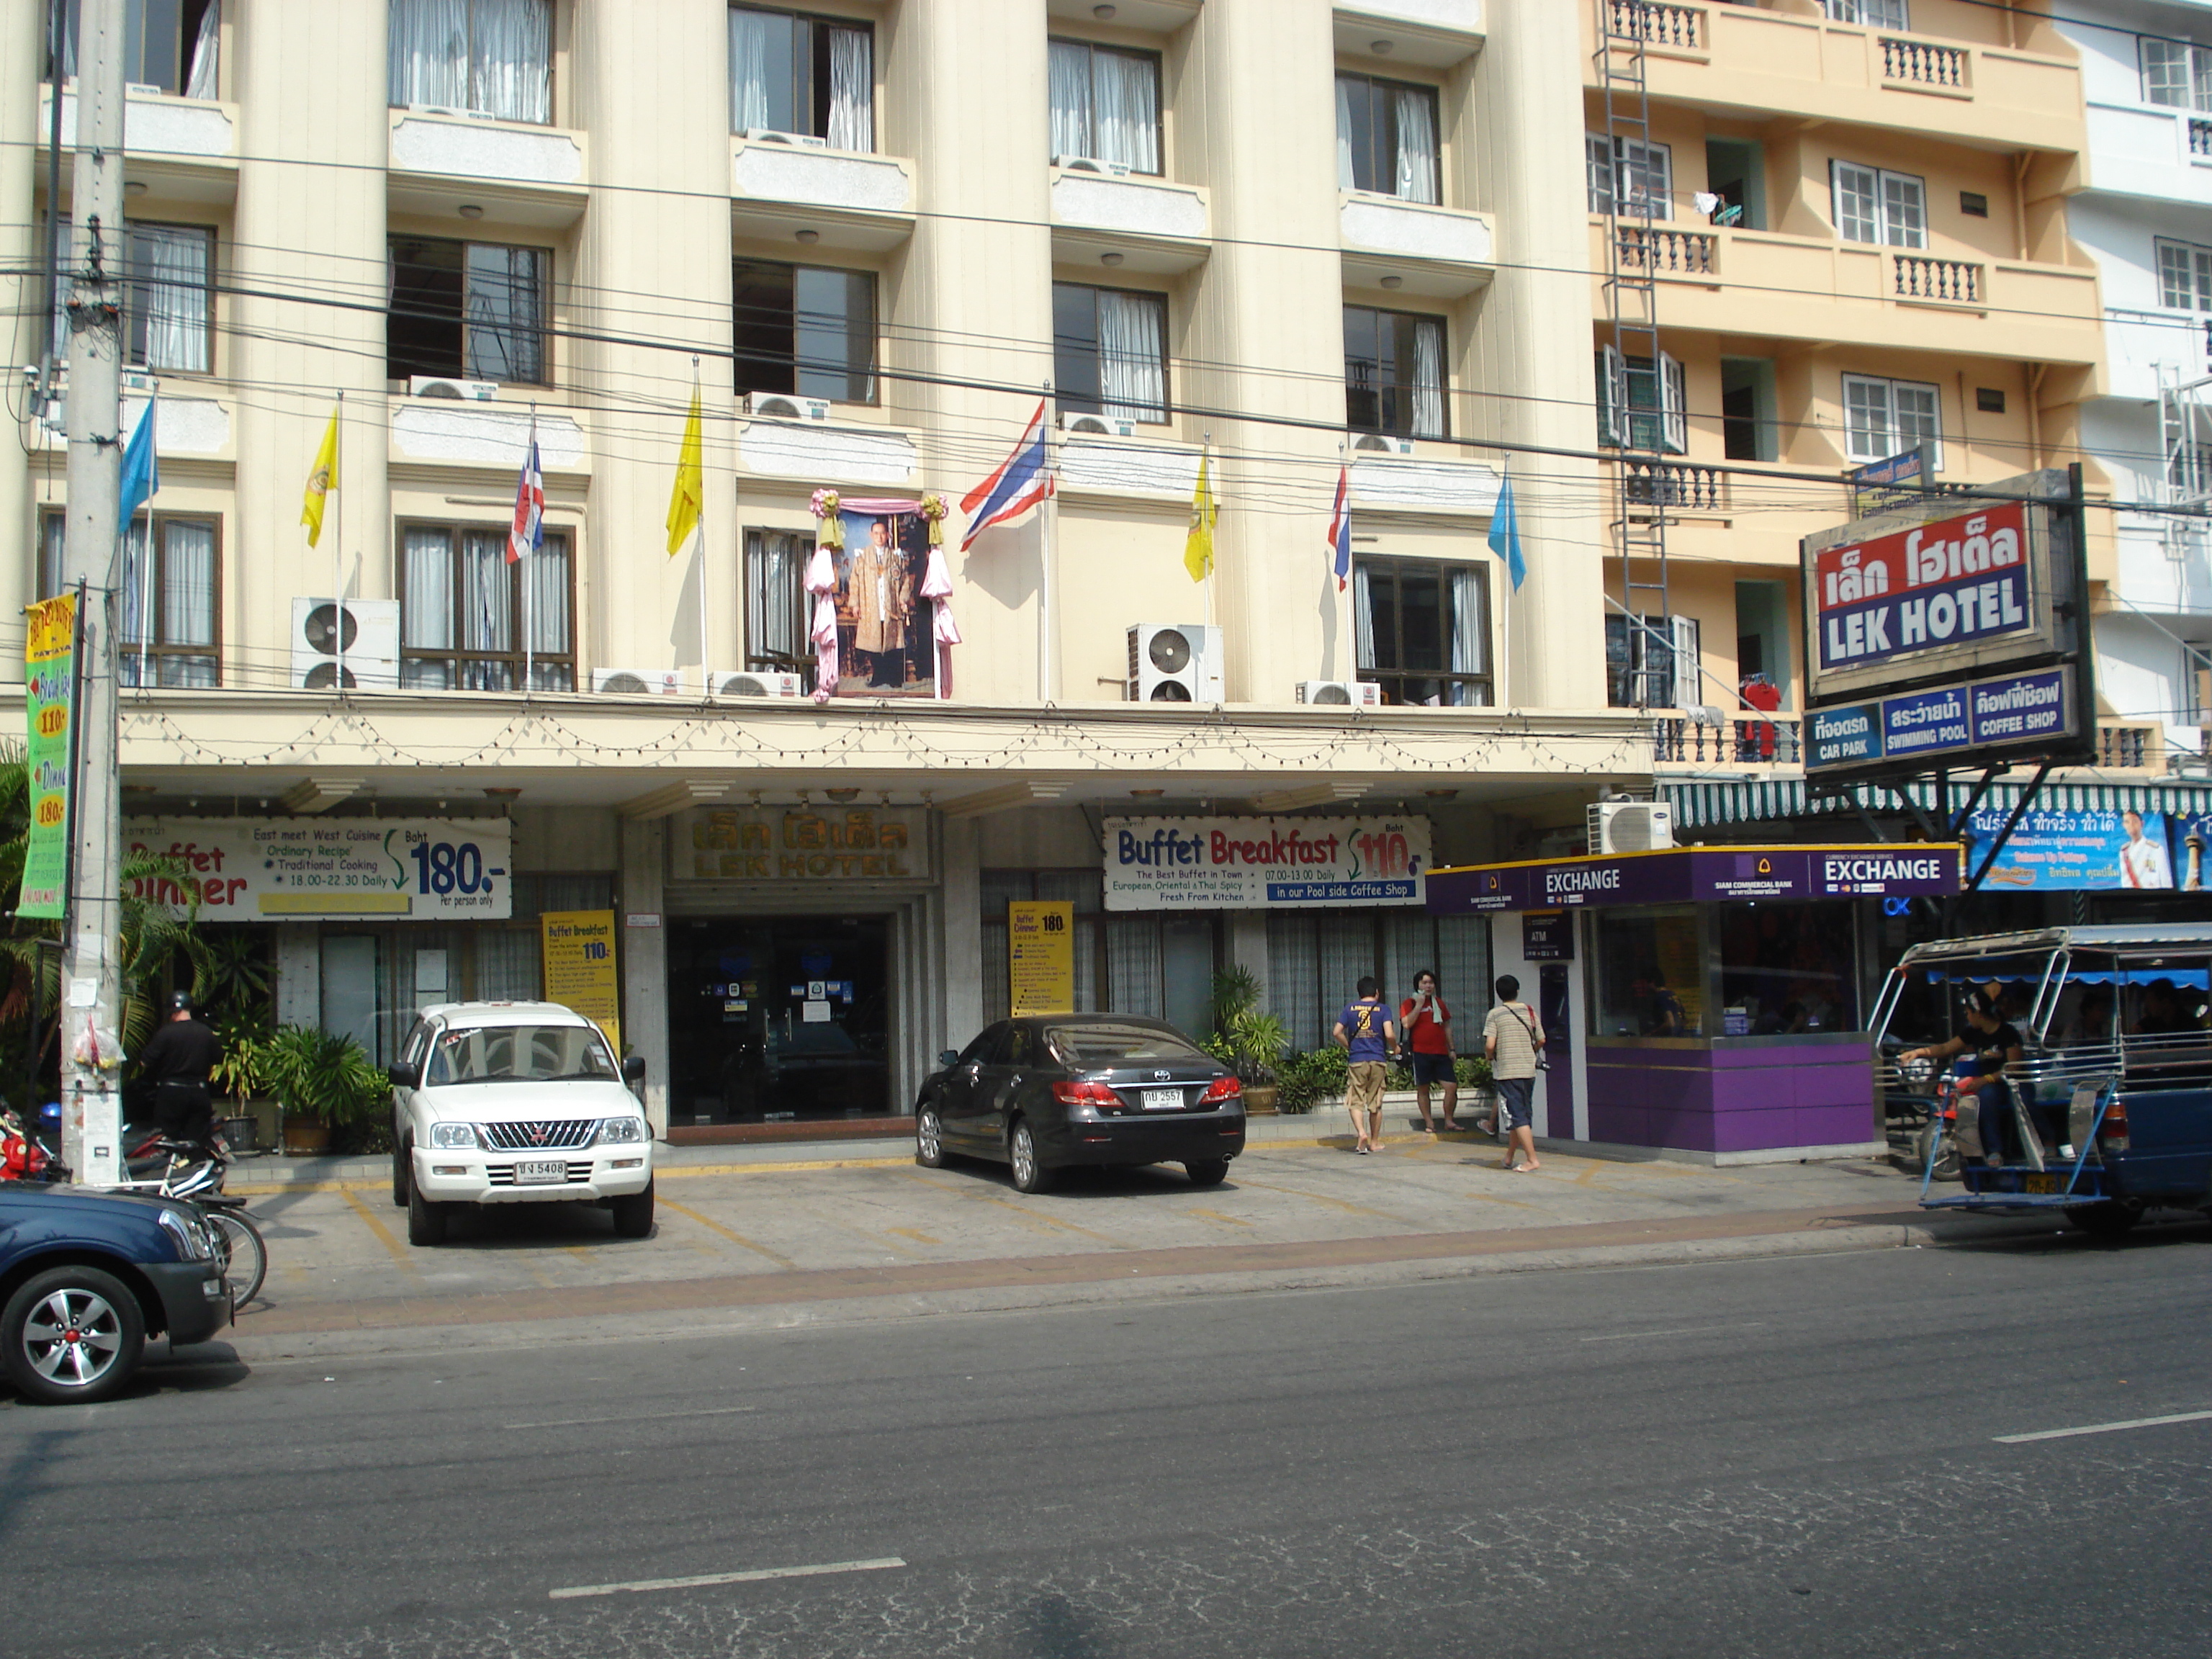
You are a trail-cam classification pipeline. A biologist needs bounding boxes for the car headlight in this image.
[595,1116,647,1145]
[428,1121,481,1149]
[156,1206,210,1261]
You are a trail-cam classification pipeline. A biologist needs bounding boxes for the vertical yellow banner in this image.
[1007,901,1075,1016]
[19,594,76,920]
[540,910,621,1056]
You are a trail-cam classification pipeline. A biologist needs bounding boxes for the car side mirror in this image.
[385,1062,418,1089]
[622,1055,647,1083]
[939,1050,960,1067]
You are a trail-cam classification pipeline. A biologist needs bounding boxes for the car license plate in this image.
[1143,1088,1184,1112]
[515,1160,567,1184]
[2025,1173,2061,1195]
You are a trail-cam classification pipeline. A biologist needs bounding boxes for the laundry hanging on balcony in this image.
[805,490,952,701]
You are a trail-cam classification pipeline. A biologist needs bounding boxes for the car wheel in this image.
[392,1137,410,1208]
[915,1103,948,1169]
[610,1179,655,1238]
[1009,1119,1053,1195]
[406,1177,449,1246]
[2,1266,147,1406]
[2064,1200,2144,1238]
[1184,1157,1230,1187]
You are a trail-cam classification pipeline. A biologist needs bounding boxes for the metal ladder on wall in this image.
[1596,0,1672,709]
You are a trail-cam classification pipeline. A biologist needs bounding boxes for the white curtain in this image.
[729,6,773,132]
[1394,85,1438,204]
[460,531,509,648]
[1266,914,1321,1051]
[1097,290,1165,422]
[1335,76,1357,191]
[1411,316,1444,439]
[1449,567,1486,705]
[138,226,210,374]
[402,527,454,690]
[826,25,872,152]
[1049,40,1092,160]
[475,932,540,1000]
[389,0,469,110]
[119,521,150,651]
[472,0,550,125]
[1318,914,1376,1014]
[1106,918,1163,1019]
[1353,562,1375,671]
[184,1,219,99]
[166,517,217,685]
[746,530,807,660]
[1094,49,1157,173]
[524,534,568,682]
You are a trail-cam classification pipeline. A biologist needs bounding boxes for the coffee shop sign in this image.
[678,807,927,881]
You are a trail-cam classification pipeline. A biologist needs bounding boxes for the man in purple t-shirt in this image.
[1332,976,1395,1155]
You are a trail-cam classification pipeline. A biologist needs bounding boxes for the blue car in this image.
[1,1183,233,1404]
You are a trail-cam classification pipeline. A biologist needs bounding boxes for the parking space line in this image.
[1996,1409,2212,1444]
[887,1227,943,1246]
[508,1405,757,1431]
[550,1557,906,1600]
[1186,1208,1254,1228]
[658,1198,799,1269]
[339,1190,422,1276]
[899,1171,1128,1244]
[1234,1178,1413,1223]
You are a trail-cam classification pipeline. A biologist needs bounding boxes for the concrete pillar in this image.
[940,814,981,1044]
[618,816,670,1135]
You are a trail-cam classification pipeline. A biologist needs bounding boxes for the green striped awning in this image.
[1662,777,2212,832]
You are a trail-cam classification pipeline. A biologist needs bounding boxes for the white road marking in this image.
[1995,1409,2212,1444]
[1580,1322,1766,1344]
[505,1405,759,1431]
[550,1557,907,1600]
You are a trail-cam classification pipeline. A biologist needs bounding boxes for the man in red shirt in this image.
[1398,969,1465,1133]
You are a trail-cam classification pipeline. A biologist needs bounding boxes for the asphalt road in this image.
[6,1229,2211,1658]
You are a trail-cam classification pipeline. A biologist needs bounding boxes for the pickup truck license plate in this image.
[1143,1088,1183,1112]
[515,1160,567,1184]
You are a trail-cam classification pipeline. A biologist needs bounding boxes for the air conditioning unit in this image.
[591,667,685,696]
[742,127,829,149]
[1587,799,1674,856]
[1295,680,1381,708]
[1352,433,1415,455]
[120,368,157,394]
[744,390,832,422]
[290,598,400,690]
[709,670,806,698]
[1054,154,1133,178]
[1127,624,1223,703]
[1059,412,1138,437]
[408,376,498,401]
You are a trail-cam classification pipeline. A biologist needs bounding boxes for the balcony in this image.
[1654,712,1803,770]
[1331,1,1483,68]
[42,86,237,202]
[1586,4,2084,153]
[1349,452,1501,514]
[731,137,914,253]
[1049,166,1209,276]
[390,402,588,474]
[735,411,919,486]
[2083,96,2212,209]
[1057,433,1204,502]
[1340,194,1494,298]
[387,112,588,228]
[1588,221,2101,366]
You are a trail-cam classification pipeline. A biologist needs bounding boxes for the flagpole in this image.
[693,357,708,687]
[524,404,536,696]
[135,503,151,690]
[1336,441,1348,684]
[333,389,345,695]
[1201,431,1213,633]
[1040,383,1056,703]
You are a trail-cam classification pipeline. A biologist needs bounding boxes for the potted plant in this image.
[1226,1007,1287,1114]
[260,1025,391,1155]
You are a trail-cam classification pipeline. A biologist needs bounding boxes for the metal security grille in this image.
[482,1120,596,1151]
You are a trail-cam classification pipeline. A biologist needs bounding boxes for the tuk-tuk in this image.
[1871,925,2212,1233]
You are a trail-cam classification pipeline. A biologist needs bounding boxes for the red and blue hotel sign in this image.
[1427,844,1964,916]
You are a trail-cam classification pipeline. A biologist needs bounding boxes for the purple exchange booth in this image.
[1428,845,1963,1161]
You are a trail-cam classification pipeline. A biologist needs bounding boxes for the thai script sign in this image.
[678,807,927,881]
[1811,501,2033,675]
[541,910,621,1055]
[1427,845,1962,915]
[124,818,513,919]
[1806,667,2075,774]
[1104,816,1429,911]
[18,595,76,920]
[1965,806,2174,891]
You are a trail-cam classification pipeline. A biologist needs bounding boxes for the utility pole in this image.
[58,0,126,1186]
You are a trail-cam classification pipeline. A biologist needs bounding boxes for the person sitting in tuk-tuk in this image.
[1901,990,2026,1166]
[2135,979,2194,1037]
[2067,988,2114,1048]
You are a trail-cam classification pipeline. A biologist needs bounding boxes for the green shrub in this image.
[1275,1046,1348,1114]
[258,1025,391,1126]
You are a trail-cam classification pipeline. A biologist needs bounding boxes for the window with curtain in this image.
[729,5,873,150]
[1585,134,1672,220]
[2142,37,2212,110]
[126,222,212,374]
[2159,238,2212,310]
[1829,161,1924,248]
[1266,911,1488,1055]
[389,0,551,125]
[1357,557,1491,707]
[387,235,548,385]
[399,522,573,690]
[1053,283,1169,423]
[1048,37,1161,174]
[745,527,812,675]
[976,871,1124,1028]
[47,0,221,97]
[1595,346,1687,454]
[1336,71,1439,204]
[112,511,220,687]
[1344,305,1447,440]
[733,259,878,403]
[1823,0,1907,26]
[1840,372,1941,467]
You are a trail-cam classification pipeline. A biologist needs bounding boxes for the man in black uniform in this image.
[135,991,222,1148]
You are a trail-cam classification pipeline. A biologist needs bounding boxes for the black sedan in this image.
[915,1014,1246,1192]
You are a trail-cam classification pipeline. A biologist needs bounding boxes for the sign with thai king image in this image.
[19,595,77,920]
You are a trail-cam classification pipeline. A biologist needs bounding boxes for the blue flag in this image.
[1488,466,1526,591]
[118,396,159,534]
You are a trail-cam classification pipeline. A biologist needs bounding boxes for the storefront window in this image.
[1715,902,1860,1036]
[1593,906,1705,1038]
[1264,909,1487,1051]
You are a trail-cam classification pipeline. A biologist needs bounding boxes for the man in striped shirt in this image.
[1482,976,1545,1173]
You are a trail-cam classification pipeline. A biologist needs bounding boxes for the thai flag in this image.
[1327,465,1352,592]
[960,398,1054,550]
[506,426,544,565]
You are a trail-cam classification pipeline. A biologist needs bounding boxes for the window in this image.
[1053,283,1169,423]
[1336,72,1439,204]
[979,872,1105,1027]
[389,0,550,124]
[1605,613,1699,709]
[1702,138,1765,230]
[1824,0,1907,25]
[1344,305,1447,440]
[387,236,548,385]
[50,508,221,684]
[729,5,873,150]
[2159,238,2212,310]
[1049,38,1160,174]
[1830,161,1924,248]
[399,522,572,690]
[1720,357,1776,462]
[1355,558,1491,707]
[1596,346,1687,454]
[1264,910,1488,1053]
[2143,37,2212,110]
[1593,907,1706,1037]
[733,260,877,403]
[1718,902,1860,1035]
[1841,372,1941,465]
[1586,135,1671,220]
[125,222,212,373]
[47,0,220,98]
[745,527,812,676]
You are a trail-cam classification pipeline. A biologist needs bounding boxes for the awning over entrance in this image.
[1663,777,2212,832]
[1428,843,1964,914]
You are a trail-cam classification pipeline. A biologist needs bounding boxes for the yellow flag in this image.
[301,405,339,547]
[1183,449,1217,583]
[665,382,703,556]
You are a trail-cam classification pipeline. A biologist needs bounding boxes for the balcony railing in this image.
[1614,225,1718,276]
[1880,35,1968,90]
[1604,0,1703,50]
[2192,117,2212,159]
[1622,459,1728,512]
[2097,721,2162,771]
[1893,253,1982,304]
[1655,714,1802,767]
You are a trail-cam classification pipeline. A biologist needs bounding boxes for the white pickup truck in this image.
[387,1001,653,1246]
